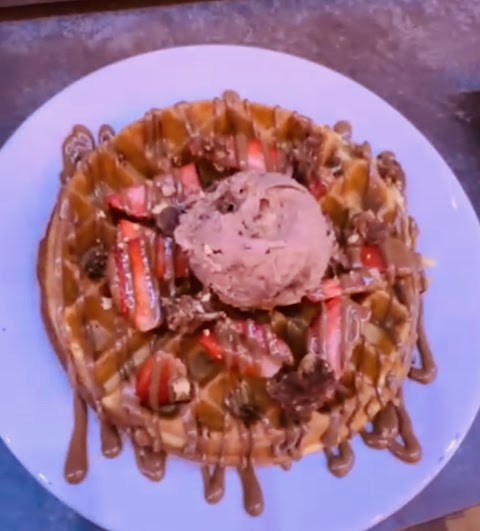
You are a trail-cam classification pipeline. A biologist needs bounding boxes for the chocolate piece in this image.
[267,355,336,417]
[83,244,107,280]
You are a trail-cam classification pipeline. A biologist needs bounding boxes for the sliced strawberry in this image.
[308,179,328,199]
[106,184,148,219]
[308,298,342,379]
[199,331,224,361]
[136,352,191,408]
[177,163,202,197]
[324,298,342,378]
[155,235,166,280]
[245,139,267,172]
[361,245,386,271]
[155,235,190,281]
[174,247,190,278]
[199,320,293,378]
[306,270,385,303]
[107,245,132,318]
[111,220,161,332]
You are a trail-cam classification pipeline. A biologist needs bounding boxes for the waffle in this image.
[37,90,436,515]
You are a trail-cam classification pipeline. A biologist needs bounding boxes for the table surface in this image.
[1,0,479,529]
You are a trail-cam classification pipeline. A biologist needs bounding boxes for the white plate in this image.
[0,45,479,531]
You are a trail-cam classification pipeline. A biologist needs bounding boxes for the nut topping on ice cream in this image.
[174,171,334,309]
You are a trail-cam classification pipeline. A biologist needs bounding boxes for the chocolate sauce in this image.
[321,410,342,448]
[202,465,226,504]
[64,393,88,484]
[409,301,437,384]
[388,394,421,463]
[98,124,115,145]
[61,125,95,183]
[361,394,421,463]
[133,443,166,481]
[237,463,264,517]
[361,403,398,450]
[325,441,354,478]
[100,421,122,458]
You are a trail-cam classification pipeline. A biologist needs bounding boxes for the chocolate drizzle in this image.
[100,420,122,458]
[237,463,264,517]
[64,393,88,484]
[361,392,421,463]
[410,301,437,384]
[133,444,166,481]
[202,465,226,504]
[325,441,354,478]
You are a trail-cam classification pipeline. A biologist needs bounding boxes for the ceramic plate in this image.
[0,45,479,531]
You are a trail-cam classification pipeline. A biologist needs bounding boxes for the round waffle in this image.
[38,90,436,515]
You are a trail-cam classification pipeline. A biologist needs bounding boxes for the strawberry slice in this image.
[136,352,191,408]
[106,164,202,219]
[174,247,190,278]
[198,331,224,361]
[106,184,148,219]
[361,245,386,271]
[199,320,293,378]
[177,163,202,197]
[245,139,267,172]
[307,298,343,379]
[155,235,190,280]
[107,244,132,318]
[308,179,328,200]
[108,220,161,332]
[306,270,385,303]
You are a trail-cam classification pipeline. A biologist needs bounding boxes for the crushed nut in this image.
[170,377,192,402]
[151,201,169,215]
[101,297,113,310]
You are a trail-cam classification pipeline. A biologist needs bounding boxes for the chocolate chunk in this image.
[267,355,336,417]
[156,206,180,236]
[224,381,261,427]
[333,120,352,141]
[377,151,406,190]
[83,245,107,280]
[163,291,225,335]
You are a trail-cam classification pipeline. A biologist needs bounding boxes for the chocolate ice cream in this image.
[174,171,333,310]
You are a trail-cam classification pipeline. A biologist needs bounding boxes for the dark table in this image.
[1,0,479,529]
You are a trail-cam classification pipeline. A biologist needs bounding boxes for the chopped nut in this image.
[97,210,107,219]
[101,297,113,310]
[347,233,360,244]
[161,183,176,197]
[200,291,211,303]
[203,244,213,256]
[151,201,169,215]
[170,377,192,402]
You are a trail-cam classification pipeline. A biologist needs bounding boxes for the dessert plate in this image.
[0,45,479,531]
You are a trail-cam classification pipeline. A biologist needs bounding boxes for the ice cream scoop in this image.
[174,171,333,309]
